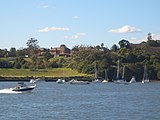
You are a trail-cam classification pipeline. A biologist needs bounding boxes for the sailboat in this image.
[102,69,108,83]
[92,62,101,83]
[114,60,128,84]
[56,78,66,84]
[56,68,66,84]
[142,64,149,83]
[129,76,136,83]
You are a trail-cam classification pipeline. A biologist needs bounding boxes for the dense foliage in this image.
[69,40,160,81]
[0,36,160,81]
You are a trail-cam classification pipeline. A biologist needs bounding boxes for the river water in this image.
[0,82,160,120]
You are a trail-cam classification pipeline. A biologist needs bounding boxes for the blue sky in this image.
[1,0,160,49]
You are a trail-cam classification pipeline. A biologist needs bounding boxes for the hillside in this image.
[0,68,91,81]
[0,39,160,81]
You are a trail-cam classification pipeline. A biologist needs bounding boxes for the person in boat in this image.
[12,82,36,92]
[15,82,26,89]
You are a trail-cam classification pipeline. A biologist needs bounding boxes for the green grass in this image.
[0,68,91,78]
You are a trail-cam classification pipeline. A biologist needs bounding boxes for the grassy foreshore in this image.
[0,68,92,82]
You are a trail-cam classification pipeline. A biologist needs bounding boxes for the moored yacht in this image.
[30,78,45,84]
[129,76,136,83]
[102,79,108,83]
[30,79,37,84]
[142,64,150,84]
[114,60,128,84]
[92,62,101,83]
[92,79,101,83]
[70,79,90,85]
[56,79,66,84]
[102,69,109,83]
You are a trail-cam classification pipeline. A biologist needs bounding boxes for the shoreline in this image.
[0,76,93,82]
[0,77,159,83]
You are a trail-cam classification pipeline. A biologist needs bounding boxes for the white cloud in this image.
[109,25,141,33]
[129,37,146,43]
[65,33,86,41]
[73,16,79,19]
[42,5,49,8]
[152,34,160,40]
[38,3,49,9]
[129,33,160,43]
[38,27,70,32]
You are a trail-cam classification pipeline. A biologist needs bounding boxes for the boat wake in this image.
[0,88,21,94]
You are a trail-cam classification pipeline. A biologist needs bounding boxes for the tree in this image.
[101,43,104,48]
[157,71,160,80]
[16,49,26,57]
[8,47,16,57]
[110,44,119,52]
[43,51,52,60]
[26,38,39,56]
[26,38,39,70]
[147,40,160,47]
[124,53,137,63]
[0,49,7,57]
[147,32,152,41]
[0,59,10,68]
[118,39,130,49]
[26,38,39,49]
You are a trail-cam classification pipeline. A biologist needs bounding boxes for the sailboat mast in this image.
[143,64,147,80]
[116,60,120,79]
[142,63,150,83]
[94,62,98,79]
[105,69,108,80]
[122,66,125,80]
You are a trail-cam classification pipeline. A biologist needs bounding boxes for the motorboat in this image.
[10,82,36,92]
[56,79,66,84]
[70,79,90,85]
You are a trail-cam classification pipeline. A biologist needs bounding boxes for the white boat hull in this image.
[70,79,90,85]
[129,77,136,83]
[11,83,36,93]
[142,79,149,83]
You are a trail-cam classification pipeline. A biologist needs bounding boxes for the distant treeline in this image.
[0,35,160,81]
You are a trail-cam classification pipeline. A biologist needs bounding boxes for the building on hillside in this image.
[50,44,71,57]
[37,48,49,56]
[129,42,148,48]
[130,43,142,48]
